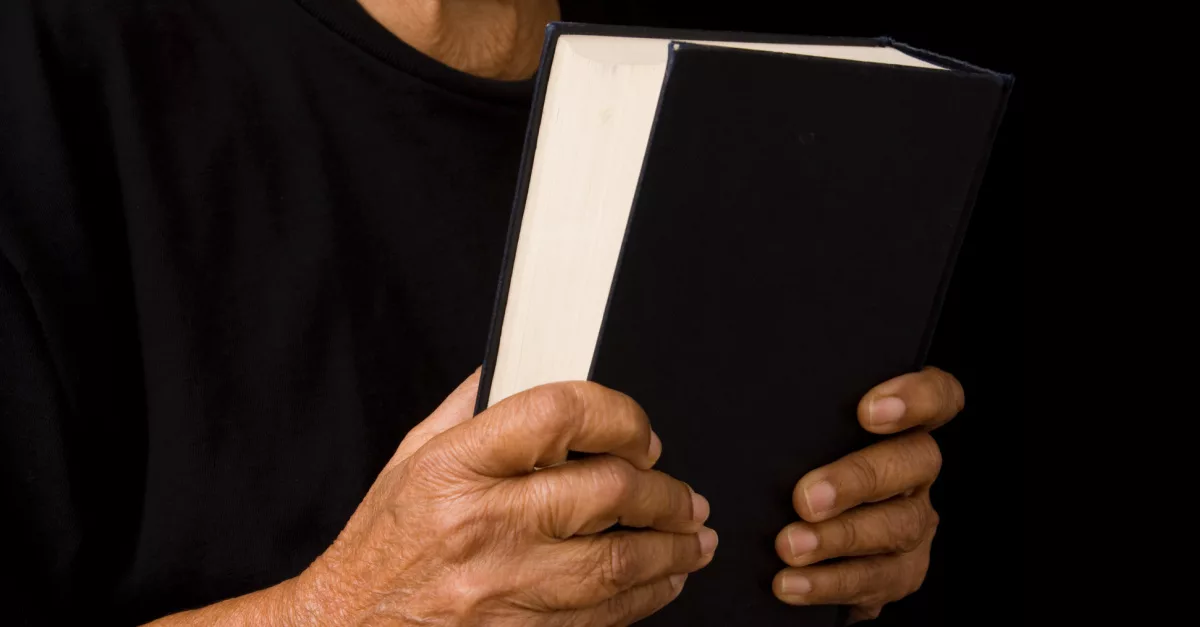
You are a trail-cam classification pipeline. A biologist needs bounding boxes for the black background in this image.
[565,2,1023,625]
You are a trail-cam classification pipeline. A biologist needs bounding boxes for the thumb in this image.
[388,368,481,468]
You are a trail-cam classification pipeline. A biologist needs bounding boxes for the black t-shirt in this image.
[0,0,567,621]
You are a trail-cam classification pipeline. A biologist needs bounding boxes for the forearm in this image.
[143,577,303,626]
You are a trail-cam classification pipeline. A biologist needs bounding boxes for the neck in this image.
[357,0,560,80]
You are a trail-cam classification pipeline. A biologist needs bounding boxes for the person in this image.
[0,0,966,624]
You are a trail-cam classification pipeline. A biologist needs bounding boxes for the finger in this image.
[427,381,659,478]
[858,366,964,434]
[773,538,930,607]
[794,432,941,522]
[522,455,709,537]
[564,576,685,627]
[529,528,716,609]
[387,368,480,469]
[776,492,936,567]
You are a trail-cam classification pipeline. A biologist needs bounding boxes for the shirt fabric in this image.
[1,0,565,621]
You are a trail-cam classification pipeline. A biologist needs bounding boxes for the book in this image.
[476,22,1010,626]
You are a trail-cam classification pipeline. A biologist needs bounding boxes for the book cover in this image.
[478,23,1010,626]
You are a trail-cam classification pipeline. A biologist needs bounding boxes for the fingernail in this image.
[691,491,710,523]
[647,431,662,462]
[805,481,836,516]
[781,575,812,595]
[669,573,688,589]
[787,527,819,556]
[697,528,718,555]
[868,396,906,427]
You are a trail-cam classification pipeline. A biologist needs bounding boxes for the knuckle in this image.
[596,459,638,508]
[910,432,942,479]
[522,383,578,425]
[436,508,490,561]
[929,444,943,479]
[566,380,601,409]
[610,390,651,441]
[526,475,569,534]
[406,447,458,483]
[447,579,488,622]
[926,444,945,478]
[603,535,640,591]
[906,524,931,555]
[835,515,860,553]
[430,502,468,533]
[893,500,927,553]
[847,454,880,496]
[835,563,866,600]
[932,368,965,413]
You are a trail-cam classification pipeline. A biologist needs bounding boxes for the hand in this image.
[146,372,715,626]
[771,367,964,623]
[292,372,716,625]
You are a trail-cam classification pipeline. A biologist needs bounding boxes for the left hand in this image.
[772,367,965,623]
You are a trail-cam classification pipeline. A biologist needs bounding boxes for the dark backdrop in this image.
[562,2,1024,625]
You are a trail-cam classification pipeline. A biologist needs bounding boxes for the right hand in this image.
[288,371,717,626]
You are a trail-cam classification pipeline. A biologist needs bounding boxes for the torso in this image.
[2,0,535,619]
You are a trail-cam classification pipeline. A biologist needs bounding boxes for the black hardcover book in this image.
[476,23,1010,626]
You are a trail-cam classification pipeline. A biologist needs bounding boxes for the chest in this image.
[110,56,527,397]
[101,45,531,615]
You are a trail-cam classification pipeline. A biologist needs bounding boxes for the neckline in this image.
[294,0,536,106]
